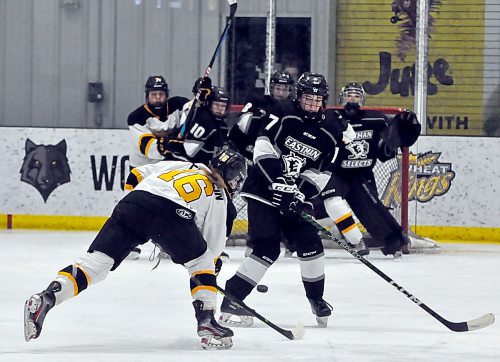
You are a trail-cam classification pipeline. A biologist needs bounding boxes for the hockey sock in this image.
[323,196,363,245]
[298,251,325,299]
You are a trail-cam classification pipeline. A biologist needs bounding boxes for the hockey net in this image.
[228,106,440,253]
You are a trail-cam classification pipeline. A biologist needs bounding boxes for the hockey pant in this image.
[50,191,217,309]
[225,198,326,302]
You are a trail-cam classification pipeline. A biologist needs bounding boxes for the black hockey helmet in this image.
[210,149,247,198]
[339,81,366,106]
[270,70,294,100]
[270,70,294,86]
[192,77,204,95]
[294,72,329,119]
[145,75,169,98]
[207,86,231,120]
[208,86,230,104]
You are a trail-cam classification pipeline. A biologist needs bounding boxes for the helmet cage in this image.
[339,82,366,106]
[294,73,329,119]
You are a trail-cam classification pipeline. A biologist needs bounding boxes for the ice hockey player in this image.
[228,70,298,256]
[24,149,247,350]
[157,77,236,265]
[158,78,231,165]
[219,72,347,328]
[127,75,189,168]
[126,75,189,259]
[229,70,295,160]
[315,81,421,257]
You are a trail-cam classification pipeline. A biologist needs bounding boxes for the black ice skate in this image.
[193,300,234,350]
[219,297,254,328]
[308,297,333,328]
[24,282,59,342]
[350,240,370,256]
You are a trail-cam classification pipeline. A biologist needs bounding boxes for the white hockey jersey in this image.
[128,110,184,167]
[128,161,229,257]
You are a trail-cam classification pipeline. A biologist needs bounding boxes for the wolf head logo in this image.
[19,139,71,202]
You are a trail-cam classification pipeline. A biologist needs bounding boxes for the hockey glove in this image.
[195,76,212,103]
[157,136,185,156]
[270,178,305,216]
[394,110,421,147]
[383,110,421,151]
[342,123,356,144]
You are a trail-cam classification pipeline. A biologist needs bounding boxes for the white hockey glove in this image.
[342,123,356,144]
[146,117,170,132]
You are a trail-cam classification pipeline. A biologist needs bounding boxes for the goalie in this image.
[315,82,421,257]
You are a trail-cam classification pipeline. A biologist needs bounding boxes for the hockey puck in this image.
[256,284,268,293]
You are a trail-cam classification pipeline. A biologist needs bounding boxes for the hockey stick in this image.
[292,206,495,332]
[180,0,238,139]
[191,277,305,340]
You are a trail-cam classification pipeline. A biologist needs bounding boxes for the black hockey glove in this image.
[157,136,185,156]
[196,76,212,103]
[395,110,421,147]
[383,110,421,151]
[270,178,306,216]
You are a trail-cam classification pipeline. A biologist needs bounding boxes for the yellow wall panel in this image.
[335,1,486,135]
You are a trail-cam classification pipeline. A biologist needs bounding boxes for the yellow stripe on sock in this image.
[58,271,78,296]
[191,285,217,296]
[75,263,91,286]
[335,212,352,224]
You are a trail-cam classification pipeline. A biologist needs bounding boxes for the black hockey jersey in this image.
[229,95,277,160]
[182,106,227,165]
[240,100,345,205]
[332,108,396,179]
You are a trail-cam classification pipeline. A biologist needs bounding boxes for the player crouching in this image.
[24,149,247,350]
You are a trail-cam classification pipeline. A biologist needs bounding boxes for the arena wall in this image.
[1,127,498,242]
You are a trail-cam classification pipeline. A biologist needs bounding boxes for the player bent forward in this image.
[24,149,247,350]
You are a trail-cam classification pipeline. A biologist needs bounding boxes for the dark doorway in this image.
[226,17,311,104]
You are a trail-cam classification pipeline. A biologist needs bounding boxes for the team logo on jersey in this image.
[19,139,71,202]
[343,140,372,168]
[284,136,321,160]
[282,152,306,178]
[176,208,193,219]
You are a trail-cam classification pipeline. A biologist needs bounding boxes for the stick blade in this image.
[446,313,495,332]
[291,323,305,340]
[466,313,495,331]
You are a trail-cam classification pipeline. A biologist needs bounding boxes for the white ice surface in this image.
[1,230,499,361]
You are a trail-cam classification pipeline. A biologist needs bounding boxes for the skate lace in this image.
[314,299,333,311]
[150,244,161,270]
[321,299,333,311]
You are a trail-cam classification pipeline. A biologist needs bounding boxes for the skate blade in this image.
[24,320,38,342]
[200,336,233,350]
[219,313,254,328]
[316,316,329,328]
[24,299,39,342]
